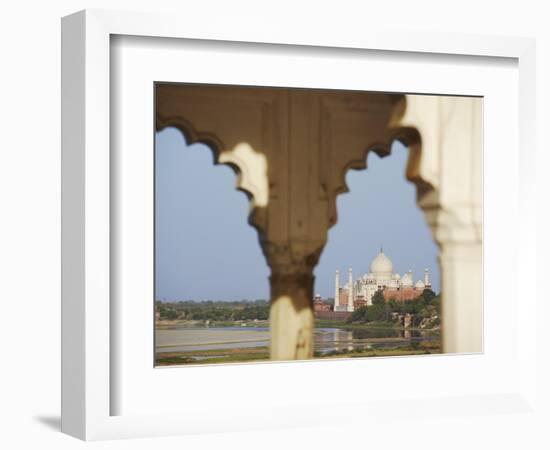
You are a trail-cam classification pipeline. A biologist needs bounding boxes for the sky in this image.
[155,127,440,301]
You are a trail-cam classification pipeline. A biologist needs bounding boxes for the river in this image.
[155,326,438,354]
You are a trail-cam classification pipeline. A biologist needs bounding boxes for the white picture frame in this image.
[61,9,537,441]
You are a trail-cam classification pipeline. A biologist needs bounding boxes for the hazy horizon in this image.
[155,127,440,302]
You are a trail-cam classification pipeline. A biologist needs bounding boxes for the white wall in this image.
[1,1,549,449]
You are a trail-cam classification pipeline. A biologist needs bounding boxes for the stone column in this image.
[334,269,340,311]
[397,95,483,354]
[439,242,482,353]
[269,269,315,360]
[347,267,354,312]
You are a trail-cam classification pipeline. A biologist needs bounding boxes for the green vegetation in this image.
[156,299,269,322]
[347,289,440,328]
[317,340,440,359]
[156,290,440,331]
[156,346,270,366]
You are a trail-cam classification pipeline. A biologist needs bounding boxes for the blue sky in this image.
[155,127,439,301]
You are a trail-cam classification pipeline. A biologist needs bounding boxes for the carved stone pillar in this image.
[269,269,315,360]
[396,95,483,354]
[439,242,482,353]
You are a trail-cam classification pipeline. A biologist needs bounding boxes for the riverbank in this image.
[155,319,270,329]
[156,318,440,333]
[315,319,441,333]
[156,340,440,366]
[156,327,270,353]
[155,320,441,366]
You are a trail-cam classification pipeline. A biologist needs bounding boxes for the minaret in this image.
[334,269,340,311]
[347,267,354,312]
[424,268,431,288]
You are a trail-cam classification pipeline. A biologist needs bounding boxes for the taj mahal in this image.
[328,248,432,313]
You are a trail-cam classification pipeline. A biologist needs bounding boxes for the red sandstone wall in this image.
[313,302,331,312]
[339,290,349,306]
[383,288,422,302]
[314,311,352,321]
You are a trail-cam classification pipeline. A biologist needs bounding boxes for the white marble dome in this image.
[401,272,413,287]
[370,250,393,275]
[415,280,425,289]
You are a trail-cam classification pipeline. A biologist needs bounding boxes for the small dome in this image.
[392,273,401,280]
[401,272,413,287]
[370,250,393,275]
[415,280,425,289]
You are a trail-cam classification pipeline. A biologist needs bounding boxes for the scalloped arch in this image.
[328,129,437,231]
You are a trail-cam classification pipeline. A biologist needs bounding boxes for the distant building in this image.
[313,293,352,320]
[334,248,432,312]
[313,294,331,312]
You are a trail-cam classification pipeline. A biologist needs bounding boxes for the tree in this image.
[163,309,178,320]
[347,306,368,323]
[429,294,441,310]
[388,299,404,314]
[421,288,436,303]
[366,303,385,322]
[372,290,385,305]
[383,303,392,322]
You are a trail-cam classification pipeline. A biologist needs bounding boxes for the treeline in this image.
[347,289,440,327]
[156,299,269,321]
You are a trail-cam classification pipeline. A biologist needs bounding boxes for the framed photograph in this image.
[61,9,536,440]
